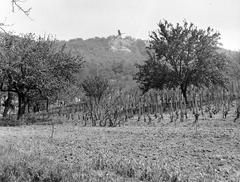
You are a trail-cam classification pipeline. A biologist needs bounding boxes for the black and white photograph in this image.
[0,0,240,181]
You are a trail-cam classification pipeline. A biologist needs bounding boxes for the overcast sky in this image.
[0,0,239,50]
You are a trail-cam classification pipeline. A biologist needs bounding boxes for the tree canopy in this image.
[0,33,84,119]
[82,75,109,102]
[135,20,228,102]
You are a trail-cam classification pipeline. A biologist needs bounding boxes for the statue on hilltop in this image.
[117,30,126,37]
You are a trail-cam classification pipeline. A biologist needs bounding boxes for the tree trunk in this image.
[17,94,22,120]
[22,98,27,115]
[3,91,13,117]
[27,101,31,113]
[181,84,188,105]
[46,98,49,112]
[88,97,96,126]
[17,93,27,120]
[33,101,40,112]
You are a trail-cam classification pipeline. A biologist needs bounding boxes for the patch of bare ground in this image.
[0,107,240,181]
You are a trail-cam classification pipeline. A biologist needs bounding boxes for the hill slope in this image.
[57,36,148,79]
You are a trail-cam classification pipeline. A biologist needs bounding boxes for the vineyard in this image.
[20,82,240,128]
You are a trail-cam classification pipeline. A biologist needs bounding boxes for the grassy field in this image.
[0,107,240,181]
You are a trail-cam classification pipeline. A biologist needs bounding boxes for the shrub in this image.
[0,117,20,127]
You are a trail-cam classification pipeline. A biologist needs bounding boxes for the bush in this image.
[0,117,20,127]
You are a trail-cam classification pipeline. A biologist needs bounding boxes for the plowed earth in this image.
[1,108,240,181]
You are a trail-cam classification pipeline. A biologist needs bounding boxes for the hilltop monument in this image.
[117,30,125,37]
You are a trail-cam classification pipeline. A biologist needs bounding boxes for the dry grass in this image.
[0,107,240,181]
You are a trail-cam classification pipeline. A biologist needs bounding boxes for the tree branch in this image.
[11,0,33,20]
[0,0,32,33]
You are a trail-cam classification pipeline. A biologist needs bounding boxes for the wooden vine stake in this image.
[154,91,158,119]
[50,114,56,142]
[199,88,204,116]
[234,82,240,122]
[137,94,142,122]
[191,89,195,115]
[194,88,200,123]
[143,93,147,123]
[157,91,164,122]
[222,87,228,119]
[183,93,188,120]
[146,91,151,123]
[193,88,199,136]
[179,88,184,122]
[209,86,213,118]
[170,89,174,123]
[174,88,179,124]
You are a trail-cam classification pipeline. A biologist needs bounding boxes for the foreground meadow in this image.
[0,108,240,182]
